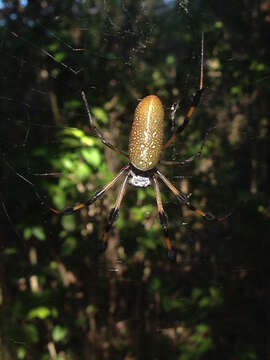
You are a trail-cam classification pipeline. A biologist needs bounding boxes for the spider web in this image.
[0,0,205,253]
[0,0,239,278]
[1,2,264,359]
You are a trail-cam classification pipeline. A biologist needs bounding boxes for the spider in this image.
[51,34,228,260]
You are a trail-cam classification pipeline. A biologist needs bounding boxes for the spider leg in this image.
[157,169,231,222]
[99,170,130,252]
[161,147,203,166]
[50,165,130,215]
[153,175,176,261]
[163,33,205,150]
[81,91,129,158]
[161,128,210,166]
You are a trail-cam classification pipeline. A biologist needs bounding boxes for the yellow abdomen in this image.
[128,95,164,171]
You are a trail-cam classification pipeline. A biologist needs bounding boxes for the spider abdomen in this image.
[128,95,164,171]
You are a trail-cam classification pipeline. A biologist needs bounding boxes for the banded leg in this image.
[100,170,130,252]
[50,165,130,215]
[157,170,230,222]
[153,175,176,261]
[163,33,205,150]
[81,91,129,158]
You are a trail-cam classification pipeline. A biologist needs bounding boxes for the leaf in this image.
[28,307,51,320]
[81,147,102,167]
[32,226,46,241]
[52,325,68,342]
[61,214,76,231]
[54,51,66,62]
[23,226,46,241]
[92,107,108,123]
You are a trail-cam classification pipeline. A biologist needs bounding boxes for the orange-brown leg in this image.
[99,170,130,253]
[50,165,130,215]
[153,174,176,261]
[157,169,231,222]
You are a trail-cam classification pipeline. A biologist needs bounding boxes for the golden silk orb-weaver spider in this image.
[51,34,228,260]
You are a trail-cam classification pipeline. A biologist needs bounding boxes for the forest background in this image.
[0,1,270,359]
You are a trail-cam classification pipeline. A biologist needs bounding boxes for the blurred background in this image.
[0,1,270,359]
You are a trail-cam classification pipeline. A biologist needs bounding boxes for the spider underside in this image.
[129,167,153,188]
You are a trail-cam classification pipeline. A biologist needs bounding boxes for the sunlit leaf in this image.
[61,214,76,231]
[92,107,108,123]
[81,135,95,146]
[28,307,51,319]
[249,61,265,72]
[23,226,45,241]
[81,147,102,167]
[62,128,85,139]
[52,325,68,342]
[17,347,27,359]
[24,227,32,240]
[77,161,91,179]
[32,226,46,241]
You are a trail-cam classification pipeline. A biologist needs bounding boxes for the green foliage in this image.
[178,324,213,360]
[28,306,52,320]
[92,107,109,124]
[24,226,46,241]
[52,325,68,342]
